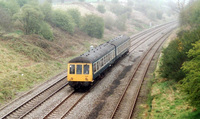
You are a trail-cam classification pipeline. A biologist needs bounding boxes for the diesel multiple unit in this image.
[67,35,131,89]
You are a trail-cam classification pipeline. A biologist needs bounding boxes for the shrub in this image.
[67,9,81,27]
[97,4,106,13]
[180,40,200,108]
[51,10,75,34]
[180,0,200,26]
[40,1,52,22]
[110,4,131,16]
[16,0,36,7]
[81,14,104,39]
[160,27,200,81]
[14,4,44,35]
[0,0,20,15]
[160,39,185,81]
[39,22,54,41]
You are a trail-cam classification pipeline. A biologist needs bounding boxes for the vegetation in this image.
[115,14,127,31]
[159,0,200,110]
[51,10,75,34]
[81,14,104,39]
[145,78,200,119]
[67,9,81,28]
[97,4,106,13]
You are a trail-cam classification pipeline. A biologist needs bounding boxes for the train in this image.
[67,35,131,89]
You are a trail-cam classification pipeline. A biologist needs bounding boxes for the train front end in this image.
[67,63,93,88]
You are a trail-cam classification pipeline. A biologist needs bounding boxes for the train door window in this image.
[70,65,75,74]
[76,65,82,74]
[84,65,89,74]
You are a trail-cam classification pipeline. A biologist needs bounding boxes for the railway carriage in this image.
[67,35,130,89]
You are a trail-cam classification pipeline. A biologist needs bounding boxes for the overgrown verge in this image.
[146,78,200,119]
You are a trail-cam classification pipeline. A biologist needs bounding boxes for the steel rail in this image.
[19,83,69,118]
[43,90,75,119]
[1,77,68,119]
[128,29,174,119]
[110,25,177,119]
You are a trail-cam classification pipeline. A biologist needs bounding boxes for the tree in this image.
[67,9,81,27]
[51,10,75,34]
[180,40,200,108]
[81,14,104,39]
[0,0,20,15]
[97,4,106,13]
[40,1,52,22]
[15,4,44,35]
[16,0,36,7]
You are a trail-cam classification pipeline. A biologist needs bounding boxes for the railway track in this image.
[110,25,177,119]
[0,22,177,119]
[1,75,68,119]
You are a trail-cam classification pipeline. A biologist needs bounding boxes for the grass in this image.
[0,30,107,107]
[0,41,70,104]
[139,30,200,119]
[144,78,199,119]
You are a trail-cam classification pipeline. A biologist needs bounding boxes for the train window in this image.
[93,63,96,72]
[97,62,99,71]
[101,59,103,67]
[70,65,75,74]
[76,65,82,74]
[84,65,89,74]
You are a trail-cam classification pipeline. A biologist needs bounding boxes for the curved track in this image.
[110,24,176,119]
[0,22,177,119]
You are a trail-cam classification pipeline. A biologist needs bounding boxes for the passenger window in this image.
[70,65,75,74]
[93,63,96,72]
[76,65,82,74]
[84,65,89,74]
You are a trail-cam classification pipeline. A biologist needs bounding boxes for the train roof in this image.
[108,35,130,46]
[69,35,130,63]
[69,43,115,63]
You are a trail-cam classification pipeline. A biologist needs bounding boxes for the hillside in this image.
[0,0,176,107]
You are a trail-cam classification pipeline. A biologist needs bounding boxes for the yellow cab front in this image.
[67,63,93,82]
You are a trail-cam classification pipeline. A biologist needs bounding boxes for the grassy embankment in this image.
[141,32,200,119]
[0,31,105,107]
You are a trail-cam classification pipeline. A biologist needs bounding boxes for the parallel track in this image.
[0,22,177,119]
[110,24,177,119]
[1,77,68,119]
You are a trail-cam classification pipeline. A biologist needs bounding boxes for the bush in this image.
[97,4,106,13]
[81,14,104,39]
[40,1,52,22]
[51,10,75,34]
[180,40,200,108]
[160,39,185,81]
[67,9,81,27]
[39,22,54,41]
[15,4,44,35]
[110,4,131,16]
[16,0,36,7]
[160,27,200,81]
[180,0,200,26]
[0,0,20,15]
